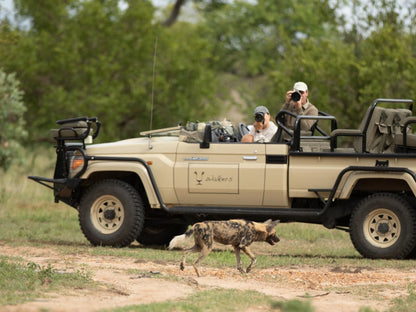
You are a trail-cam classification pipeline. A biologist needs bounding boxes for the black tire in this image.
[137,223,188,246]
[79,179,145,247]
[349,193,416,259]
[403,196,416,259]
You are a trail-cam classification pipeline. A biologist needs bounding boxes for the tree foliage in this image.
[0,69,27,170]
[0,0,415,141]
[200,0,416,128]
[355,0,416,107]
[162,0,226,27]
[202,0,358,121]
[1,0,219,141]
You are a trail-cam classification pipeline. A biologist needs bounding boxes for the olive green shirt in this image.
[281,99,318,131]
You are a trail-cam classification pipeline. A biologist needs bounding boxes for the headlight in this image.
[69,153,85,177]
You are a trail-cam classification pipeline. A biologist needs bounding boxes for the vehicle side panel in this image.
[288,153,416,198]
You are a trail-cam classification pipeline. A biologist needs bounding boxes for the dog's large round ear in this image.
[266,220,280,232]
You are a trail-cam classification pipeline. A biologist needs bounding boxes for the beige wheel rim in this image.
[90,195,124,234]
[363,208,401,248]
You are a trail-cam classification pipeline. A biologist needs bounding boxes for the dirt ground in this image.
[1,243,416,312]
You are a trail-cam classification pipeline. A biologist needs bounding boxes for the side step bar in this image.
[169,206,323,222]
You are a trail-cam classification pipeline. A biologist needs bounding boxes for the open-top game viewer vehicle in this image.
[30,98,416,259]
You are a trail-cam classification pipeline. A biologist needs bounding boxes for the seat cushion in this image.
[50,127,91,139]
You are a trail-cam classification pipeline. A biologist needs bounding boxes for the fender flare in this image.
[319,166,416,216]
[81,156,169,210]
[338,171,416,199]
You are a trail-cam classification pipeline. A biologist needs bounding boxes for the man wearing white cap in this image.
[282,81,318,131]
[241,105,277,143]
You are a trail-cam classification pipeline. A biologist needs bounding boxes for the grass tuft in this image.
[272,299,315,312]
[0,256,94,305]
[388,283,416,312]
[109,289,279,312]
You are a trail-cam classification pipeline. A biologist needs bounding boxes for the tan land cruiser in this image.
[30,98,416,259]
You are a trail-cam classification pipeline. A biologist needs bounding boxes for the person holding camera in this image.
[241,106,277,143]
[282,81,318,131]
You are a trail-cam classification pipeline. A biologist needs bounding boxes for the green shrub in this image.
[0,69,27,170]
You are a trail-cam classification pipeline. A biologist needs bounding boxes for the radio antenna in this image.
[150,36,158,131]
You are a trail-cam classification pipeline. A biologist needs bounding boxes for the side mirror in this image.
[200,124,211,148]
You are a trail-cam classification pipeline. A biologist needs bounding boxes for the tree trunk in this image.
[162,0,186,27]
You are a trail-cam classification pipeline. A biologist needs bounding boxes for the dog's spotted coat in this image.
[169,219,280,277]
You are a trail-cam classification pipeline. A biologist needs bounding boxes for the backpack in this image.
[179,119,237,143]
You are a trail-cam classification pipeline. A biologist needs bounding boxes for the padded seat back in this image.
[352,106,383,152]
[50,120,90,140]
[353,107,411,153]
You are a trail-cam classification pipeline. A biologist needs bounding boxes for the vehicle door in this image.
[174,142,266,206]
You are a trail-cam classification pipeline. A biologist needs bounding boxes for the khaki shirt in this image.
[281,99,318,131]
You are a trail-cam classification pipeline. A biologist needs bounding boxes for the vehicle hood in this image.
[85,136,179,155]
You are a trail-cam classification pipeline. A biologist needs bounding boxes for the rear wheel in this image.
[79,179,145,247]
[349,193,416,259]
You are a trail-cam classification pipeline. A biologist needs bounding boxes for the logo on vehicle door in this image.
[189,164,238,194]
[194,171,205,185]
[194,170,233,185]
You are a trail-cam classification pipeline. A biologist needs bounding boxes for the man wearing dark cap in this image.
[282,81,318,131]
[241,106,277,143]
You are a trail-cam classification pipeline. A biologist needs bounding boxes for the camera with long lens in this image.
[255,112,265,123]
[291,91,301,102]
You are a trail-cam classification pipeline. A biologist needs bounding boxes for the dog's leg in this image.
[233,246,245,274]
[193,246,211,277]
[241,246,256,273]
[181,245,201,271]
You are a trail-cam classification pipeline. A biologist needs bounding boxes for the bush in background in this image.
[0,69,27,170]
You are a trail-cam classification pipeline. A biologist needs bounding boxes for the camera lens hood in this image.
[291,91,301,102]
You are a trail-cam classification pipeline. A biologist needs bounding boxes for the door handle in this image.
[243,156,258,160]
[184,157,208,161]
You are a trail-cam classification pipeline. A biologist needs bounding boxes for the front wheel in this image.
[79,179,145,247]
[349,193,416,259]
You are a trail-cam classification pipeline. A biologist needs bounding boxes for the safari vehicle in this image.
[29,98,416,259]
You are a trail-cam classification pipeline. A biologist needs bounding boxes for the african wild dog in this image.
[168,219,280,277]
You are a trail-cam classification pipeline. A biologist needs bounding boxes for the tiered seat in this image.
[330,104,412,153]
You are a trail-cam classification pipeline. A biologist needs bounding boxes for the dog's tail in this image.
[168,227,194,250]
